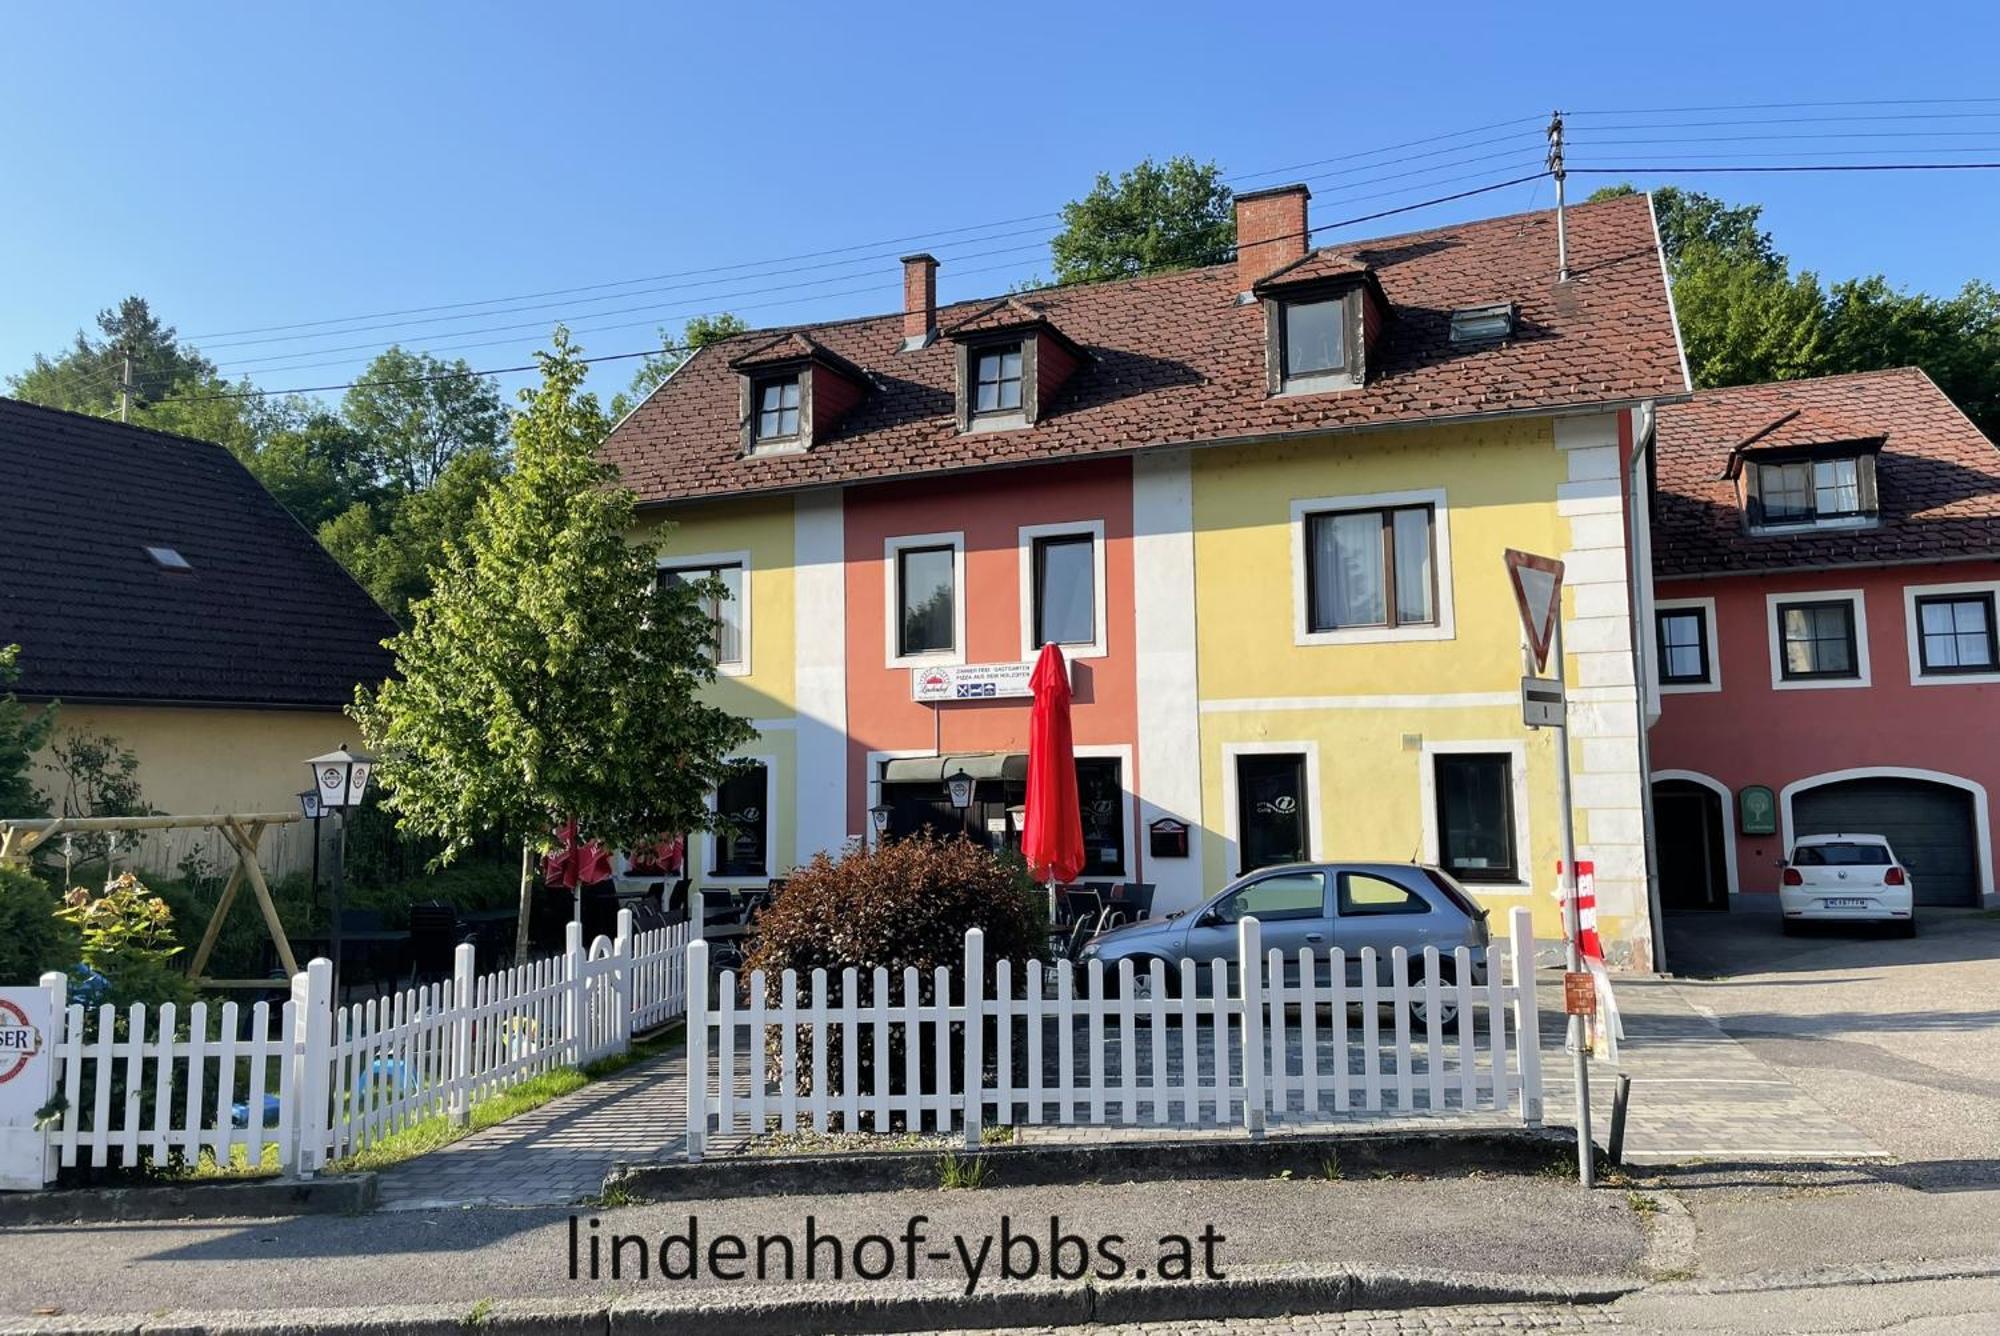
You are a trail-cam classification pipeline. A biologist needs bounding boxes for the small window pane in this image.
[1761,462,1812,522]
[1919,595,1996,672]
[714,764,769,877]
[1435,754,1516,882]
[1657,609,1709,683]
[1310,511,1386,628]
[1034,534,1096,647]
[1283,299,1345,378]
[1220,872,1325,923]
[897,545,956,657]
[1391,508,1435,624]
[973,346,1023,414]
[663,563,744,667]
[1779,601,1856,678]
[755,378,800,440]
[1814,458,1860,516]
[1339,873,1429,916]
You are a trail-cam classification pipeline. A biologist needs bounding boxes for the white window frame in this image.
[1655,596,1721,695]
[884,531,966,668]
[1766,588,1871,691]
[1220,740,1324,878]
[1902,578,2000,686]
[657,549,751,677]
[1073,742,1135,881]
[1290,487,1456,646]
[1419,739,1533,894]
[702,753,776,887]
[1017,519,1108,661]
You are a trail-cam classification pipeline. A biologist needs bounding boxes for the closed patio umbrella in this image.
[1022,642,1084,920]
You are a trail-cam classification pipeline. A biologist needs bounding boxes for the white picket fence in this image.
[684,907,1543,1159]
[26,911,690,1181]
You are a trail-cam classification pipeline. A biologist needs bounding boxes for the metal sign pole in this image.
[1552,615,1594,1187]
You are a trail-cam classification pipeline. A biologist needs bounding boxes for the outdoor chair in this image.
[1063,887,1103,929]
[1062,917,1095,963]
[406,902,472,985]
[663,878,691,925]
[1110,881,1156,922]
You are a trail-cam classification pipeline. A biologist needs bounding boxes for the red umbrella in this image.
[544,819,614,923]
[1022,642,1084,886]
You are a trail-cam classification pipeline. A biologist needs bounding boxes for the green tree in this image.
[608,313,747,420]
[6,296,216,413]
[318,446,507,623]
[1048,156,1235,285]
[340,347,509,493]
[1670,240,1831,389]
[1589,184,1783,273]
[0,645,55,819]
[351,327,754,962]
[1824,276,2000,438]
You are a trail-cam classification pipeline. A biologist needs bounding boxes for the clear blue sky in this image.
[5,2,1996,409]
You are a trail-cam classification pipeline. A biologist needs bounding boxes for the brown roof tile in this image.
[603,194,1687,505]
[1652,368,2000,578]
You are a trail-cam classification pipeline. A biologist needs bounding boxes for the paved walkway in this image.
[371,969,1881,1207]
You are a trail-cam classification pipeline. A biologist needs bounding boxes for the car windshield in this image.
[1794,843,1891,866]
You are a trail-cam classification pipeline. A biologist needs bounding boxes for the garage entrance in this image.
[1654,779,1730,910]
[1792,777,1981,907]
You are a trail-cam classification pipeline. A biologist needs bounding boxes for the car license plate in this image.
[1822,897,1868,909]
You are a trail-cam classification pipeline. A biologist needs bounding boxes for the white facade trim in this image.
[1201,691,1515,714]
[1418,739,1534,894]
[1288,486,1456,646]
[1765,588,1871,691]
[793,491,850,864]
[1778,766,1994,901]
[1219,740,1324,878]
[1016,518,1109,660]
[657,548,752,676]
[883,531,966,668]
[1650,768,1740,898]
[1654,596,1722,695]
[1901,578,2000,687]
[1132,452,1205,912]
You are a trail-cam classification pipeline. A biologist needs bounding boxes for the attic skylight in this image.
[1449,302,1516,344]
[145,545,192,571]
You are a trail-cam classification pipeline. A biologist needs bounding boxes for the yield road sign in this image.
[1504,549,1565,673]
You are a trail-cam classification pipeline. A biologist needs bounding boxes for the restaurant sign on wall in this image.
[911,660,1059,703]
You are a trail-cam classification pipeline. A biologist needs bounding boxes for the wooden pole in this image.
[187,859,246,980]
[514,838,534,966]
[223,817,299,977]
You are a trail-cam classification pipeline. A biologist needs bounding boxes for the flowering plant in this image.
[55,873,190,1009]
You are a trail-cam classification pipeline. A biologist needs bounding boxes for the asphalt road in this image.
[1664,906,2000,1189]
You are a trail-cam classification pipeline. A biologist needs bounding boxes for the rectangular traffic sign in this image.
[1521,675,1566,728]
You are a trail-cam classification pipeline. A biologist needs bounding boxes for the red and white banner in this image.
[1557,860,1623,1061]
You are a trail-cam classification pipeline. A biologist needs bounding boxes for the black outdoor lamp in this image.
[296,787,324,918]
[869,802,893,842]
[945,767,976,840]
[305,744,374,1002]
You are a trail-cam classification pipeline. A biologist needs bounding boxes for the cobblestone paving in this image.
[947,1304,1615,1334]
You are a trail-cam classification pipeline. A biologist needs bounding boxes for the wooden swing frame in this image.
[0,811,303,989]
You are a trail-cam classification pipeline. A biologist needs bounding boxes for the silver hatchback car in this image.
[1076,861,1491,1017]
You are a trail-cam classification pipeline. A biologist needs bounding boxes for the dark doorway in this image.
[1236,752,1310,872]
[1654,778,1729,910]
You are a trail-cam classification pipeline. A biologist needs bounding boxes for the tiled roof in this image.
[1251,247,1375,290]
[0,398,398,707]
[1729,403,1884,460]
[944,297,1054,337]
[603,193,1688,505]
[1652,368,2000,578]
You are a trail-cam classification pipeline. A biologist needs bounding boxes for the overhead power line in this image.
[1568,161,2000,173]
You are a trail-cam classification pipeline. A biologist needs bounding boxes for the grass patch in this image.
[580,1023,684,1081]
[327,1068,590,1175]
[937,1151,989,1190]
[1625,1190,1661,1215]
[1319,1153,1343,1182]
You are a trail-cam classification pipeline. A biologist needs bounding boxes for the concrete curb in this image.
[606,1127,1575,1202]
[0,1265,1640,1336]
[0,1174,376,1226]
[1646,1254,2000,1296]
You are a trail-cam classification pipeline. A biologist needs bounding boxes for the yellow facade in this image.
[1189,419,1638,954]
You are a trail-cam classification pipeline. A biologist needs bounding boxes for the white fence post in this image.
[613,909,635,1056]
[685,938,709,1163]
[564,921,586,1065]
[289,958,333,1175]
[961,928,984,1150]
[1238,916,1265,1138]
[20,972,67,1188]
[1508,907,1544,1126]
[449,942,475,1127]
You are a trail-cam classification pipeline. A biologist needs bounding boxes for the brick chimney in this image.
[1234,184,1311,295]
[901,253,938,349]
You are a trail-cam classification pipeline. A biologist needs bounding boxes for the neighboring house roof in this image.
[603,193,1687,505]
[1652,368,2000,579]
[0,397,399,708]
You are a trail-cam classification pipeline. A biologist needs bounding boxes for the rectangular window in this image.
[1075,757,1125,876]
[661,562,745,668]
[1305,504,1435,632]
[1032,533,1096,649]
[754,377,800,442]
[1282,298,1346,379]
[1814,458,1860,517]
[972,345,1023,415]
[1235,752,1309,872]
[713,763,769,878]
[896,544,956,658]
[1777,599,1858,680]
[1434,753,1517,883]
[1916,593,1998,674]
[1758,457,1867,525]
[1656,608,1711,685]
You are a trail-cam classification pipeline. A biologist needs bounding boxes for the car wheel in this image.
[1780,919,1800,936]
[1129,956,1181,1000]
[1407,956,1459,1029]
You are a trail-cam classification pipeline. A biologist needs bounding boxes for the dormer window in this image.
[1282,298,1347,380]
[753,376,801,444]
[972,344,1024,416]
[1748,454,1876,530]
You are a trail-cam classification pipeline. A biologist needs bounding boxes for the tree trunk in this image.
[514,838,534,965]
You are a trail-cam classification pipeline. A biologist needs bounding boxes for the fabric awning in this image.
[880,752,1028,785]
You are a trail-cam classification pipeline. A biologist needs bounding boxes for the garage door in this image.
[1793,778,1980,906]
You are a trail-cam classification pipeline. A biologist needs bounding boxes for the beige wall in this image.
[30,704,358,876]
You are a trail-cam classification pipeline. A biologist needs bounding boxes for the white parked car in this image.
[1779,833,1915,936]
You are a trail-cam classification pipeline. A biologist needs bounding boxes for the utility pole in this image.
[1547,110,1569,283]
[119,354,133,423]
